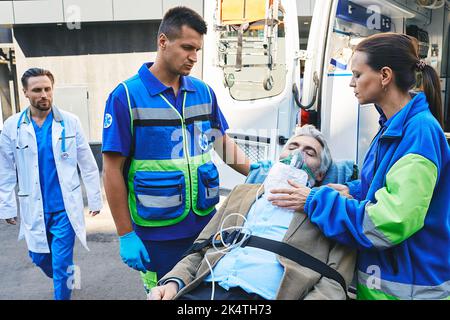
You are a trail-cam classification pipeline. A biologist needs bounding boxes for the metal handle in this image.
[293,71,320,110]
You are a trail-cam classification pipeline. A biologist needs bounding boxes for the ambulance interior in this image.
[203,0,450,191]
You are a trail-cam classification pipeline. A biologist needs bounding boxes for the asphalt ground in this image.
[0,184,228,300]
[0,189,146,300]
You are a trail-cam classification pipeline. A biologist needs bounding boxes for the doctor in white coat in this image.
[0,68,102,300]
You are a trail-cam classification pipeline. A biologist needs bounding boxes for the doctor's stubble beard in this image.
[32,101,52,112]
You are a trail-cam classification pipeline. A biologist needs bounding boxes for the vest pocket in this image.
[197,162,220,210]
[134,171,185,221]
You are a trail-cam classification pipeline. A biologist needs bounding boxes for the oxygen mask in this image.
[263,150,316,198]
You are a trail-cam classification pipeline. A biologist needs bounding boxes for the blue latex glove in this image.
[246,160,273,184]
[119,231,151,272]
[250,160,273,170]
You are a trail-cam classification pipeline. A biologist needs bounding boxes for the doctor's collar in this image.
[19,107,31,125]
[52,106,63,122]
[22,105,63,124]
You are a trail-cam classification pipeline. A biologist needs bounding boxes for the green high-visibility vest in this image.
[121,75,220,227]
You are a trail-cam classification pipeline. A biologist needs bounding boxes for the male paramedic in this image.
[149,125,356,300]
[0,68,102,300]
[102,6,251,294]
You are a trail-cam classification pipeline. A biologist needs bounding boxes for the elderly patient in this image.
[150,125,356,300]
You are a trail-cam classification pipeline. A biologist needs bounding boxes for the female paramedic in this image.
[268,33,450,300]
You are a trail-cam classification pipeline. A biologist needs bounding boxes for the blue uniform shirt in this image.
[102,63,229,241]
[32,112,65,214]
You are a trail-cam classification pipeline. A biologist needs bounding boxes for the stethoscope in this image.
[16,109,69,160]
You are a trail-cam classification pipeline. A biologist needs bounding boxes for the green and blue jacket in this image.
[305,92,450,299]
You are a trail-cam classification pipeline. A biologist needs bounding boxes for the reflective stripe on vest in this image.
[122,78,218,227]
[132,103,212,121]
[357,271,450,300]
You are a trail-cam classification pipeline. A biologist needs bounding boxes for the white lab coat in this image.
[0,106,102,253]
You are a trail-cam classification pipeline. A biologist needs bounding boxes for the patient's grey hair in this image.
[283,125,332,176]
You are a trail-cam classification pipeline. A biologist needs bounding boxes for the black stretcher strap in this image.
[184,231,348,297]
[243,235,348,295]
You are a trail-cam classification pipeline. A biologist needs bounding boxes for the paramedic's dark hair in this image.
[355,32,443,128]
[158,6,207,40]
[21,68,55,89]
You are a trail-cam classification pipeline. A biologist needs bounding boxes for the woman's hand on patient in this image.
[268,179,311,212]
[327,183,353,199]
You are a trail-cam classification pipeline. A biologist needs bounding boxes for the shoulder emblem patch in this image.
[104,113,113,129]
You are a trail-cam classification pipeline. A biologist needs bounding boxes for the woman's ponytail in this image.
[419,63,444,128]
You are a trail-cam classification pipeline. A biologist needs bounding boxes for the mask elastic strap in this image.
[302,165,316,182]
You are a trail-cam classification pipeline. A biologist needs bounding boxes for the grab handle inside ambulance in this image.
[293,71,319,111]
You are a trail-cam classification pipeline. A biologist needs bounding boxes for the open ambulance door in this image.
[297,0,338,120]
[298,0,373,167]
[302,0,391,168]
